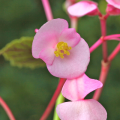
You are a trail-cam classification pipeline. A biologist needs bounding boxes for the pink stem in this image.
[93,60,111,100]
[90,38,103,53]
[89,34,120,53]
[100,16,108,62]
[104,13,110,19]
[108,43,120,61]
[98,10,103,18]
[104,34,120,40]
[92,35,120,100]
[41,0,53,21]
[70,17,78,29]
[0,97,15,120]
[93,16,109,101]
[40,78,66,120]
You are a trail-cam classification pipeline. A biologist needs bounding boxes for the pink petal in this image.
[106,0,120,9]
[39,47,55,65]
[47,38,90,79]
[56,99,107,120]
[59,28,81,47]
[67,1,98,17]
[106,4,120,15]
[62,74,103,101]
[32,19,68,59]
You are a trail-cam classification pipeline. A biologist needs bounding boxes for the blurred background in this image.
[0,0,120,119]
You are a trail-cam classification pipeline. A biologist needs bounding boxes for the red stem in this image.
[93,60,111,100]
[108,43,120,61]
[104,34,120,40]
[89,37,103,53]
[41,0,53,21]
[100,16,108,62]
[0,97,15,120]
[40,78,66,120]
[89,34,120,53]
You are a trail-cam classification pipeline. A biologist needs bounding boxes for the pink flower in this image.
[106,4,120,15]
[106,0,120,9]
[32,19,90,79]
[67,1,98,17]
[56,74,107,120]
[56,99,107,120]
[62,74,103,101]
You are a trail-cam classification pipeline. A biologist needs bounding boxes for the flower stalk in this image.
[41,0,53,21]
[70,16,78,30]
[99,16,108,62]
[40,78,66,120]
[0,97,15,120]
[93,60,111,100]
[90,37,103,53]
[108,43,120,61]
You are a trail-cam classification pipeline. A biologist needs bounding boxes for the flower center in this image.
[54,42,72,59]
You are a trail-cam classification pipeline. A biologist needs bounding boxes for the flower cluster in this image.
[56,74,107,120]
[67,0,120,17]
[32,18,107,119]
[106,0,120,15]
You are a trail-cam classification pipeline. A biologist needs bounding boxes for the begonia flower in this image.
[106,4,120,15]
[67,1,98,17]
[56,74,107,120]
[56,99,107,120]
[106,0,120,9]
[32,19,90,79]
[62,74,102,101]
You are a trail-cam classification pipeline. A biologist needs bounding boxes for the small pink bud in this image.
[67,1,99,17]
[35,29,39,33]
[106,4,120,15]
[106,0,120,9]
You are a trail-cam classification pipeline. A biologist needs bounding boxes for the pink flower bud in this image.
[67,1,99,17]
[106,0,120,9]
[106,4,120,15]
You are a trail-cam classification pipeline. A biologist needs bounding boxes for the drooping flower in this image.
[56,74,107,120]
[62,74,102,101]
[32,19,90,79]
[106,4,120,15]
[106,0,120,9]
[67,1,98,17]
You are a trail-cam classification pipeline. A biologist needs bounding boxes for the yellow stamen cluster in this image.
[54,42,72,59]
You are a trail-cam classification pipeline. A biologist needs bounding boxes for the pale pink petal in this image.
[59,28,81,47]
[47,38,90,79]
[106,0,120,9]
[39,47,55,65]
[62,74,103,101]
[106,4,120,15]
[32,19,68,58]
[56,99,107,120]
[87,9,99,16]
[68,1,98,17]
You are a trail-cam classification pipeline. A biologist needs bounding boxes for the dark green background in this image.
[0,0,120,119]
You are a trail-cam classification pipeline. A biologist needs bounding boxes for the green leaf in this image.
[98,0,107,14]
[0,37,46,68]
